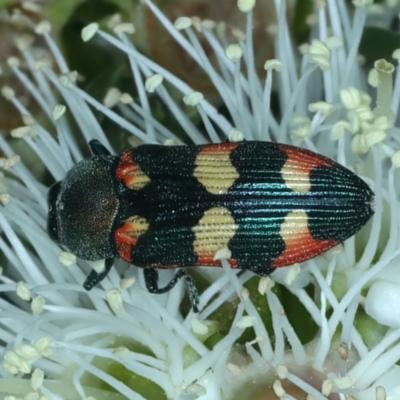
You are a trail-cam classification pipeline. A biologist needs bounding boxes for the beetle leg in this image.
[89,140,111,156]
[83,258,114,290]
[144,269,199,312]
[248,264,276,276]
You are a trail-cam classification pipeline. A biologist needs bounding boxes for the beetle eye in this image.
[47,181,61,242]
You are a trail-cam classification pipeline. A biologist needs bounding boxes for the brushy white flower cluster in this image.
[0,0,400,399]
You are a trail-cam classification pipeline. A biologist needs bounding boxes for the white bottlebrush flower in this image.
[0,0,400,399]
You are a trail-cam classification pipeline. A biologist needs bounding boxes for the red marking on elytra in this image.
[278,143,333,175]
[272,229,336,267]
[196,255,238,267]
[116,150,140,187]
[114,222,137,262]
[200,142,239,152]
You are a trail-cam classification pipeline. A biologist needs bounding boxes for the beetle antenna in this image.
[89,140,112,156]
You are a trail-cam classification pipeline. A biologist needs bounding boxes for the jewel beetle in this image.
[47,140,374,311]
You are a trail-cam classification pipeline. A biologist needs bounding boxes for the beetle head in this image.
[47,156,118,260]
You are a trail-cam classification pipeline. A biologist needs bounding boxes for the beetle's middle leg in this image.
[144,268,199,312]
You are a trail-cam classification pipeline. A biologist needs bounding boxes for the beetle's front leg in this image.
[83,258,115,290]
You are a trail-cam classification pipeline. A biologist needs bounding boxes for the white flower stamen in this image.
[113,23,135,34]
[145,74,163,93]
[225,44,243,62]
[174,17,192,30]
[103,88,122,108]
[52,104,66,120]
[308,39,330,71]
[183,91,204,106]
[237,0,256,13]
[81,23,99,42]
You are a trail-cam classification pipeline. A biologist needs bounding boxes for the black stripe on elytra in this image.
[119,145,217,267]
[131,144,200,178]
[225,142,289,274]
[307,164,374,242]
